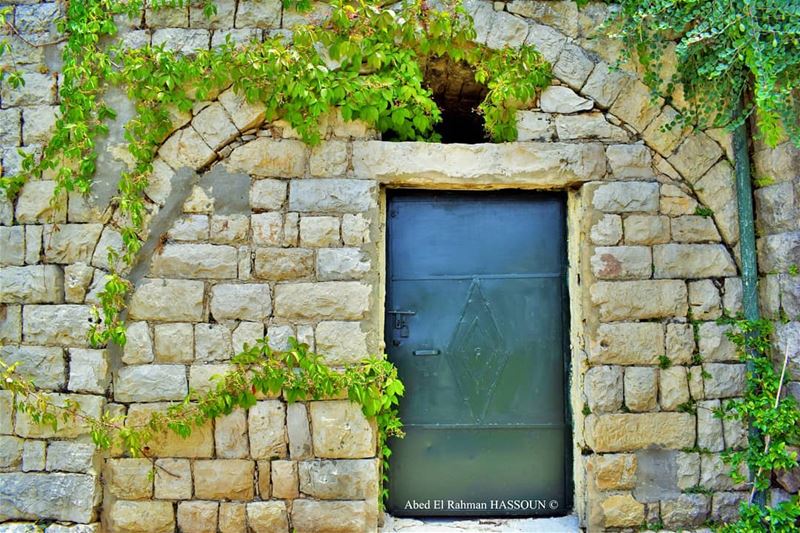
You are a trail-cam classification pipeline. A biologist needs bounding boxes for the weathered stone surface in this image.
[22,440,45,471]
[122,321,154,365]
[671,215,721,243]
[250,179,287,211]
[0,305,22,345]
[0,436,23,470]
[218,88,266,132]
[703,363,746,399]
[177,502,218,533]
[310,400,376,458]
[271,460,299,499]
[254,248,314,280]
[701,453,743,490]
[641,105,689,157]
[755,181,797,234]
[235,0,282,28]
[600,493,644,528]
[210,215,249,244]
[590,214,622,245]
[624,366,658,412]
[585,366,623,413]
[154,458,192,499]
[251,212,283,245]
[676,451,701,490]
[352,142,606,186]
[609,80,663,132]
[659,366,690,411]
[226,138,307,177]
[41,224,102,264]
[516,111,555,141]
[219,502,246,533]
[115,365,188,402]
[193,460,255,500]
[299,459,378,500]
[182,185,214,214]
[90,228,124,270]
[606,144,653,179]
[150,243,237,279]
[0,345,64,390]
[158,126,216,171]
[193,102,239,149]
[659,183,699,217]
[758,231,800,274]
[0,473,99,523]
[697,399,724,452]
[248,401,287,459]
[1,72,57,108]
[24,225,43,265]
[0,227,24,266]
[0,265,63,304]
[129,279,204,321]
[68,349,109,394]
[669,132,723,184]
[689,280,722,320]
[539,86,593,114]
[590,246,651,280]
[523,21,566,63]
[287,403,313,460]
[553,43,594,89]
[698,322,738,362]
[712,492,744,523]
[274,282,370,320]
[299,216,340,247]
[666,324,695,365]
[246,501,288,533]
[556,113,628,142]
[592,454,636,490]
[590,323,664,365]
[106,458,153,500]
[106,500,174,533]
[153,323,194,363]
[232,322,263,353]
[590,280,687,321]
[0,108,21,146]
[209,283,271,321]
[194,324,232,362]
[317,248,370,281]
[662,494,710,528]
[582,61,631,109]
[694,161,739,245]
[315,321,369,365]
[653,244,736,279]
[64,263,94,303]
[586,413,695,451]
[0,391,12,435]
[291,500,370,533]
[309,140,348,177]
[215,409,249,459]
[623,215,670,245]
[44,441,95,473]
[592,182,659,213]
[22,305,91,346]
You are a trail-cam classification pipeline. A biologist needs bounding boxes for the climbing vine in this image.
[1,337,404,508]
[606,0,800,147]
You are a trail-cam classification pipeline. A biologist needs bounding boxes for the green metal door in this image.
[386,190,570,517]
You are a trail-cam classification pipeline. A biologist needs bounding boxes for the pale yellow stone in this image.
[592,454,637,490]
[127,404,213,457]
[587,413,696,452]
[106,500,175,533]
[106,458,153,500]
[601,493,645,528]
[177,501,218,533]
[193,459,255,500]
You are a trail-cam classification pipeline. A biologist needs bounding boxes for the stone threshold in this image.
[380,514,580,532]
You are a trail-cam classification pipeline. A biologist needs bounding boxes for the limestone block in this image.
[623,367,657,412]
[115,365,188,402]
[154,458,192,499]
[215,409,249,459]
[509,0,578,37]
[315,321,369,365]
[553,43,594,89]
[592,453,636,490]
[67,349,109,394]
[590,214,622,245]
[194,323,233,362]
[694,161,739,244]
[235,0,282,28]
[0,227,24,265]
[189,0,235,28]
[248,401,287,459]
[238,245,252,281]
[177,501,218,533]
[0,472,99,523]
[0,108,21,146]
[310,141,348,177]
[584,366,623,413]
[623,215,670,245]
[689,280,722,320]
[590,246,651,280]
[703,363,746,399]
[256,459,271,498]
[219,503,246,533]
[0,391,12,435]
[232,321,264,353]
[0,305,22,345]
[250,179,286,211]
[287,403,313,460]
[290,500,370,533]
[754,181,796,234]
[154,323,194,363]
[226,138,307,177]
[317,248,370,281]
[22,305,92,346]
[606,144,653,179]
[210,283,271,321]
[299,459,378,500]
[661,494,710,528]
[152,29,210,54]
[591,280,687,321]
[271,460,299,499]
[712,492,745,523]
[0,345,64,390]
[539,86,593,114]
[267,325,294,351]
[128,279,205,322]
[486,10,529,49]
[0,435,23,470]
[251,212,283,246]
[688,366,705,400]
[246,501,289,533]
[581,62,631,109]
[697,399,724,452]
[653,244,736,279]
[22,105,59,145]
[642,106,689,157]
[290,179,376,213]
[106,500,175,533]
[586,412,695,452]
[758,231,800,274]
[22,440,45,471]
[193,102,239,150]
[659,366,690,411]
[669,132,723,184]
[659,183,698,217]
[24,225,43,265]
[145,1,188,27]
[556,113,628,142]
[0,72,57,107]
[64,263,94,303]
[15,181,66,223]
[589,322,664,365]
[601,493,644,528]
[182,185,214,214]
[609,80,663,132]
[516,111,555,141]
[274,282,370,320]
[671,215,721,243]
[44,441,94,474]
[90,228,124,270]
[210,215,250,244]
[150,243,237,279]
[299,216,340,247]
[253,248,314,280]
[218,88,266,132]
[106,458,153,500]
[309,400,376,459]
[591,182,659,213]
[0,266,63,304]
[122,322,154,365]
[665,324,695,365]
[193,460,255,500]
[523,22,566,63]
[676,451,701,490]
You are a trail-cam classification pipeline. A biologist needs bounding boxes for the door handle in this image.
[413,349,440,356]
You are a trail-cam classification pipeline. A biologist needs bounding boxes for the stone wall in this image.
[1,1,797,532]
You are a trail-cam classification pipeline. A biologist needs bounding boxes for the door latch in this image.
[387,310,415,338]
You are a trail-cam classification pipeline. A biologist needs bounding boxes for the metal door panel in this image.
[386,190,570,517]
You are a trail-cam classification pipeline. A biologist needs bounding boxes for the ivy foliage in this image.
[718,317,800,531]
[1,337,404,507]
[606,0,800,147]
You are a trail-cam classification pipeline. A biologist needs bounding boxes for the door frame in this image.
[378,185,581,519]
